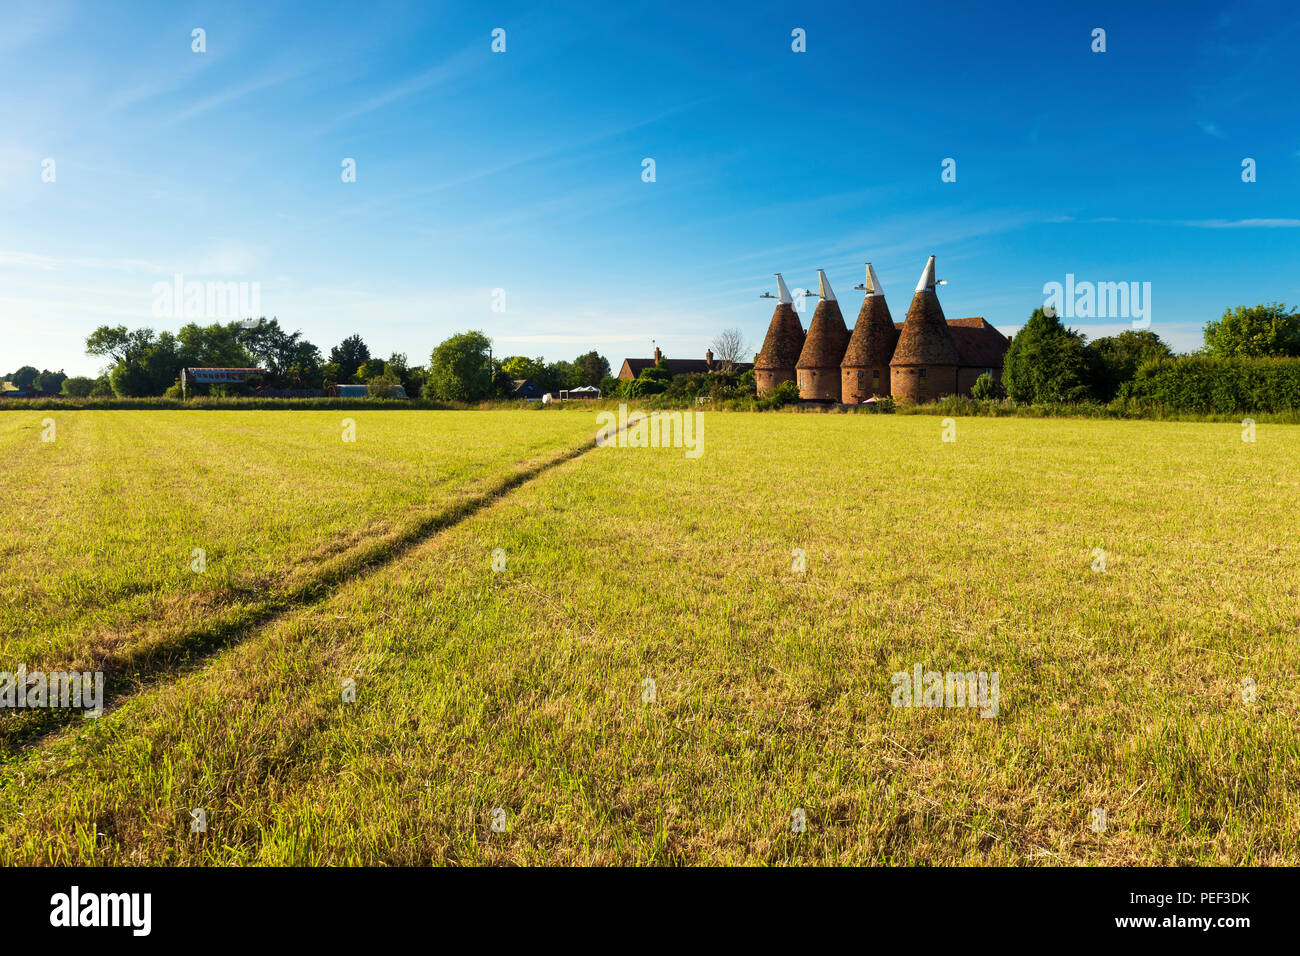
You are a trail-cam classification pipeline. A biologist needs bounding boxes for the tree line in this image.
[6,304,1296,411]
[3,320,611,402]
[994,302,1299,407]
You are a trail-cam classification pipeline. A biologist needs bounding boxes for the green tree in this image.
[60,376,97,397]
[34,369,67,393]
[1086,330,1173,400]
[329,334,371,379]
[354,358,387,383]
[1002,308,1095,403]
[499,355,546,382]
[424,331,493,402]
[11,366,39,389]
[573,351,610,387]
[86,325,176,396]
[382,352,423,396]
[85,326,156,365]
[1203,302,1300,358]
[238,318,321,383]
[86,325,185,396]
[177,322,253,369]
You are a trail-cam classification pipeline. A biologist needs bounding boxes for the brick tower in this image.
[754,273,806,397]
[890,256,960,402]
[840,262,897,404]
[796,270,850,402]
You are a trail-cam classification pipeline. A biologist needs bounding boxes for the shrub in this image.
[626,377,665,399]
[970,372,1001,400]
[1124,355,1300,413]
[60,376,98,398]
[366,374,402,399]
[759,380,800,409]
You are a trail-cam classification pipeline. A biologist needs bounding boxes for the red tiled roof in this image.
[889,316,1007,368]
[621,358,752,377]
[946,318,1008,369]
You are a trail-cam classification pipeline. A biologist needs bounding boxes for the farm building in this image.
[796,270,851,402]
[753,274,806,396]
[754,256,1008,402]
[511,379,545,401]
[180,367,267,398]
[326,383,408,399]
[328,384,369,398]
[617,348,752,380]
[841,263,897,404]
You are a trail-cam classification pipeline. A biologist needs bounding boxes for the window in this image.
[919,368,926,378]
[873,370,879,379]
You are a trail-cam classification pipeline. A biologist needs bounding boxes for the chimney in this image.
[653,346,662,362]
[706,348,714,369]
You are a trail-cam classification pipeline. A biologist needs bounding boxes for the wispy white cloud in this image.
[1182,218,1300,228]
[317,45,483,132]
[0,239,267,276]
[0,0,72,56]
[166,67,308,125]
[0,250,170,273]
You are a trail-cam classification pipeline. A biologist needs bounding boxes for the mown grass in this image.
[0,410,597,750]
[1,412,1297,864]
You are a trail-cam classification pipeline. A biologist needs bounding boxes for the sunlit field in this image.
[0,410,597,752]
[2,409,1297,864]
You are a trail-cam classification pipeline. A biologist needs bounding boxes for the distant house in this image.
[0,388,60,399]
[511,379,545,401]
[617,347,752,380]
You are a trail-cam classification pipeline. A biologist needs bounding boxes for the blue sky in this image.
[2,0,1298,377]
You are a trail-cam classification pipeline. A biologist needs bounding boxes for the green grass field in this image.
[2,408,1297,864]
